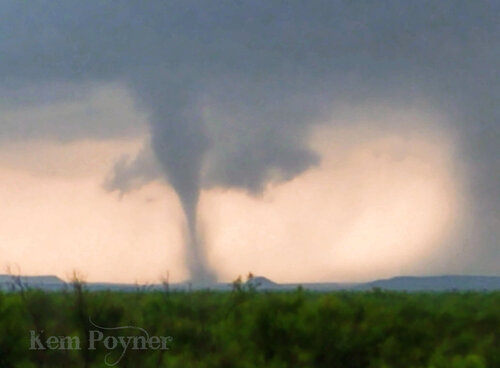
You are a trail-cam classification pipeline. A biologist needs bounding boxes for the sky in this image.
[0,1,498,283]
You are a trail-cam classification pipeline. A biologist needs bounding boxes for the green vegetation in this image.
[0,279,498,367]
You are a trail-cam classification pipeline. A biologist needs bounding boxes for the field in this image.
[0,280,498,368]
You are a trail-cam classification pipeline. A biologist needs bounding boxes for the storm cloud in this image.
[1,0,498,280]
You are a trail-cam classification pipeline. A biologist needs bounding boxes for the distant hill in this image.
[246,276,278,289]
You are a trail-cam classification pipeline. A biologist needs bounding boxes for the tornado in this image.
[134,79,216,283]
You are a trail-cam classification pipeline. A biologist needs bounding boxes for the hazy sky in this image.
[0,1,498,283]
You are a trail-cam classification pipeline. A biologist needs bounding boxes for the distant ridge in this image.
[0,275,64,284]
[0,275,65,291]
[0,274,499,292]
[361,275,500,291]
